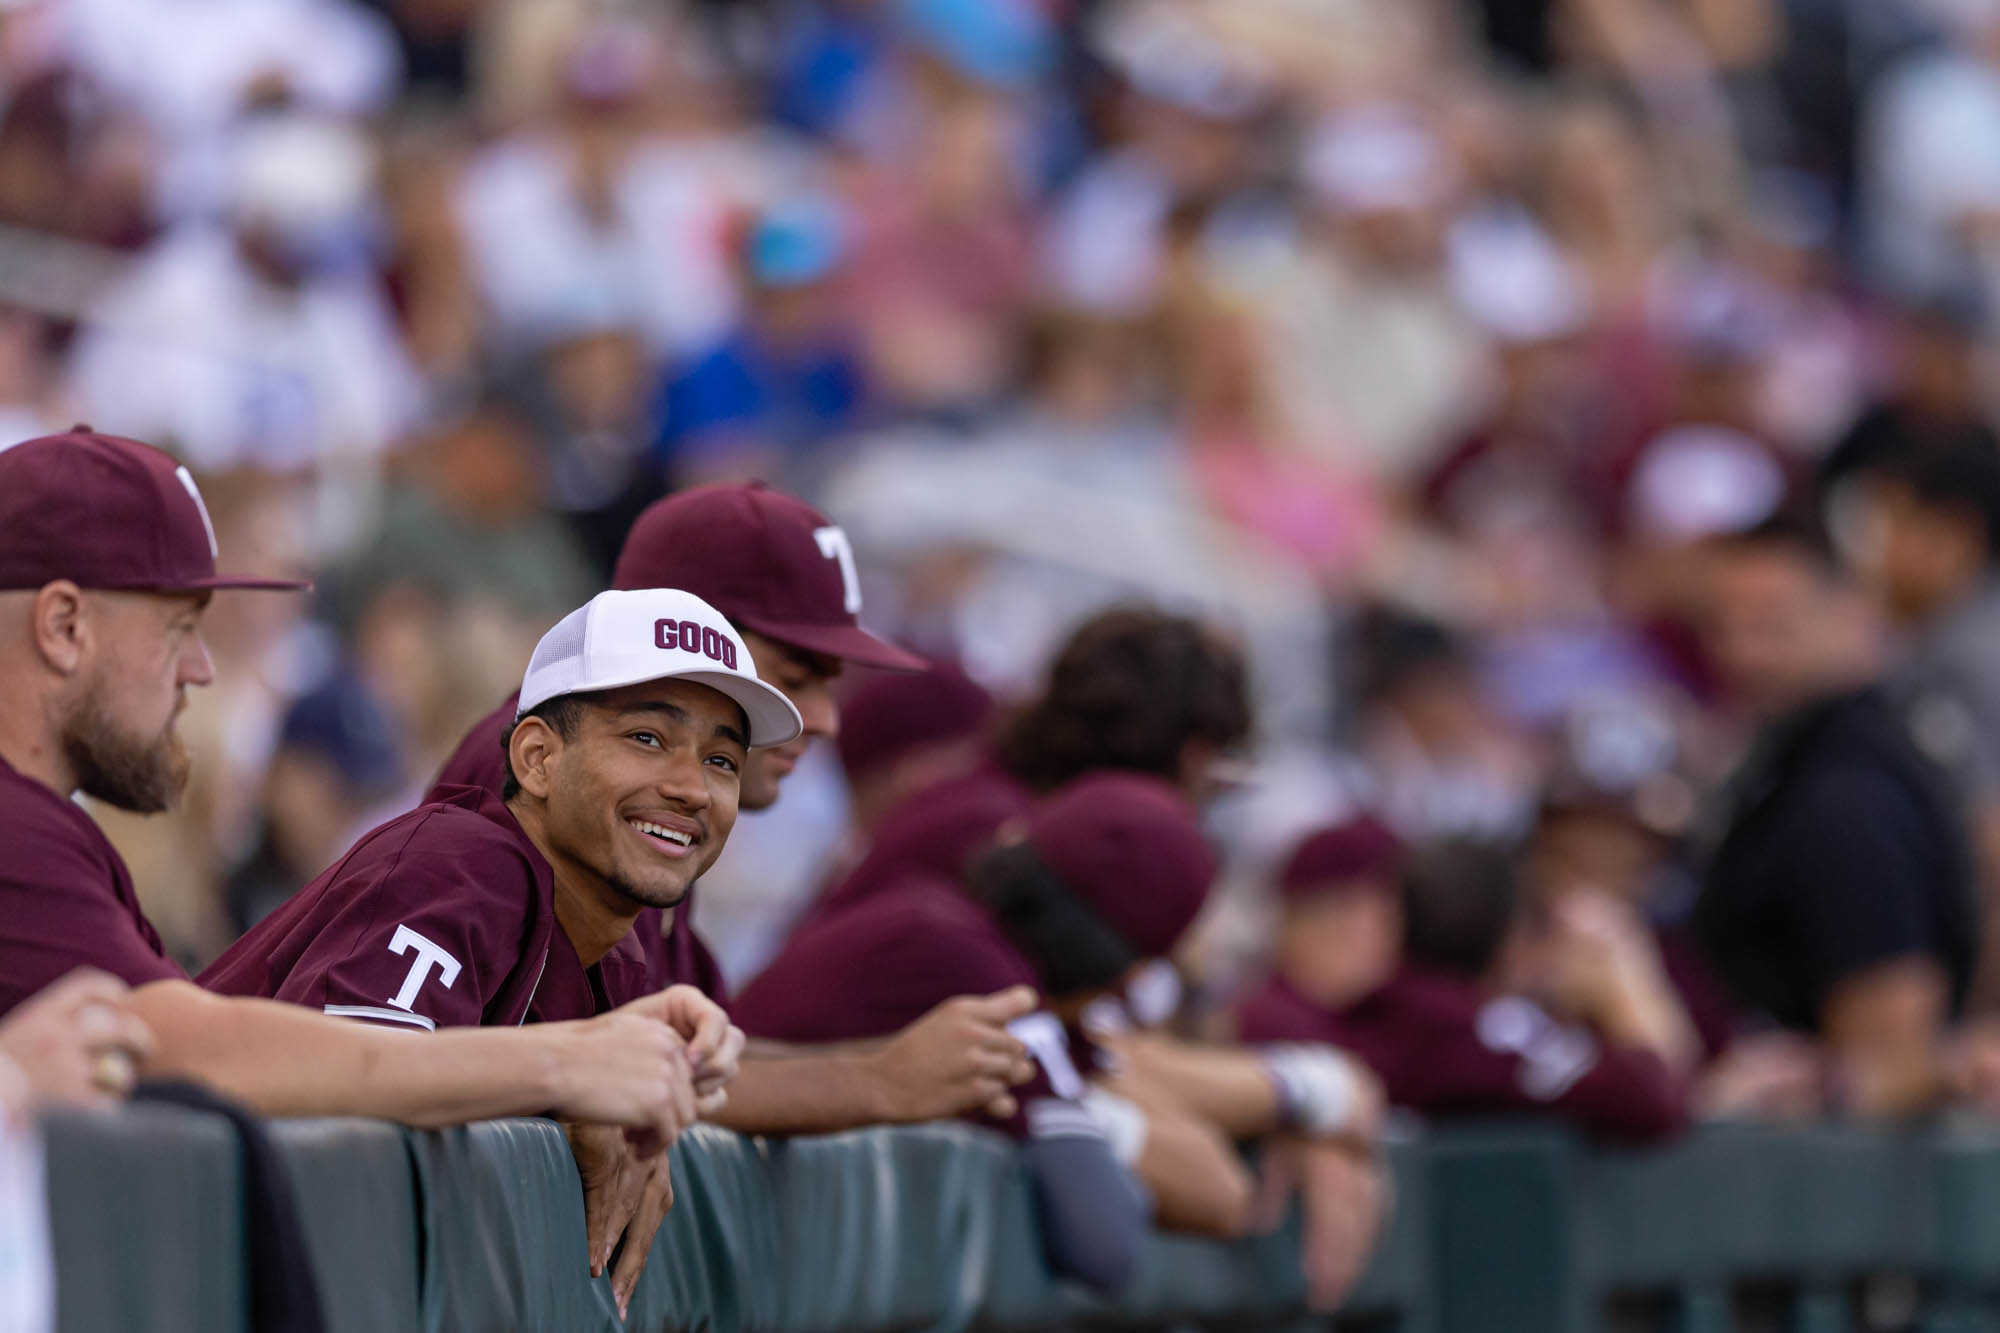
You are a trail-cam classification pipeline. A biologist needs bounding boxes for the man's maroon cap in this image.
[835,660,993,784]
[1026,772,1219,959]
[1278,815,1401,901]
[612,482,924,670]
[0,427,309,593]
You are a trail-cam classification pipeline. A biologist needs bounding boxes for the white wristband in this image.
[1078,1086,1150,1167]
[1260,1044,1362,1137]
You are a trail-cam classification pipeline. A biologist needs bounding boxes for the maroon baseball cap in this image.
[612,482,924,670]
[1278,815,1401,901]
[0,427,309,593]
[1026,772,1219,959]
[835,660,993,784]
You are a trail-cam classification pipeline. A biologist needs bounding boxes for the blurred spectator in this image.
[64,111,423,513]
[813,605,1252,920]
[1821,293,1997,491]
[1694,509,1977,1117]
[52,0,401,220]
[845,90,1039,418]
[1862,0,2000,304]
[456,9,809,360]
[1341,605,1538,841]
[1529,699,1735,1065]
[1226,103,1489,484]
[1236,838,1691,1144]
[834,660,993,837]
[654,192,868,480]
[1848,438,2000,1010]
[223,672,407,932]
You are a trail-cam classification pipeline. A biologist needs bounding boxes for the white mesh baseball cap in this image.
[517,589,803,747]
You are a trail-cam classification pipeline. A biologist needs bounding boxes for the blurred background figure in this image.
[222,671,407,933]
[1238,836,1692,1144]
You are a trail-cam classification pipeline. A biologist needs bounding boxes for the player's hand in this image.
[1296,1139,1389,1312]
[642,985,742,1115]
[549,1002,698,1154]
[0,968,155,1108]
[566,1122,677,1321]
[693,1022,745,1117]
[1697,1031,1824,1120]
[869,987,1038,1122]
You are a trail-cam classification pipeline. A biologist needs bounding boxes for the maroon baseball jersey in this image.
[201,784,632,1029]
[734,872,1096,1140]
[805,763,1032,924]
[0,753,185,1016]
[430,690,729,1005]
[1235,969,1687,1144]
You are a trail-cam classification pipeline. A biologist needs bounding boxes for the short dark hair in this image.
[1706,502,1844,578]
[1884,442,2000,566]
[500,693,593,802]
[995,608,1252,793]
[1399,840,1525,979]
[1347,603,1470,709]
[963,840,1138,997]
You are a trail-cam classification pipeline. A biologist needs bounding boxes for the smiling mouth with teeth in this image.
[629,819,695,848]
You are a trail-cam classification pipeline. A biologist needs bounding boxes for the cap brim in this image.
[675,669,804,748]
[171,574,314,592]
[520,664,804,749]
[737,616,928,672]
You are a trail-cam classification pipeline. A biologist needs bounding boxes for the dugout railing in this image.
[40,1104,2000,1332]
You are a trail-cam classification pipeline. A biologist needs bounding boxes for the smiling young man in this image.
[204,588,799,1033]
[430,483,1042,1137]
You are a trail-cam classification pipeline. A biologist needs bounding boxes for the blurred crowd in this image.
[13,0,2000,1137]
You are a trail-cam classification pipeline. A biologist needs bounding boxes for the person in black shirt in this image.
[1694,510,1977,1118]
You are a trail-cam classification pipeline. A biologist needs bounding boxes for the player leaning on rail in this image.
[0,429,723,1287]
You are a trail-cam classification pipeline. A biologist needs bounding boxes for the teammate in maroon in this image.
[1235,831,1690,1144]
[432,482,1042,1138]
[735,772,1226,1291]
[0,428,714,1144]
[809,606,1253,921]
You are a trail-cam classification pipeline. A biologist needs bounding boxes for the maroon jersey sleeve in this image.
[427,692,518,802]
[223,807,543,1031]
[734,880,1099,1142]
[1233,977,1339,1044]
[0,786,184,1015]
[1399,995,1688,1144]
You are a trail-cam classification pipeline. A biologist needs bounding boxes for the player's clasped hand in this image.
[649,983,744,1116]
[567,1121,678,1321]
[548,995,701,1156]
[869,986,1039,1122]
[0,967,156,1109]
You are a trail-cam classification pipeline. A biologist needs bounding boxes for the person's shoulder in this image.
[428,692,518,800]
[1374,968,1489,1032]
[1233,975,1331,1043]
[0,768,113,867]
[830,876,1035,987]
[337,794,541,901]
[1790,691,1944,794]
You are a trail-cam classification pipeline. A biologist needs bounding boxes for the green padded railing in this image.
[39,1107,1432,1333]
[47,1106,2000,1333]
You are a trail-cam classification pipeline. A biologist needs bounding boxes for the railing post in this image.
[1430,1126,1590,1333]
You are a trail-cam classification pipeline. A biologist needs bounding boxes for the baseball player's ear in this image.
[509,716,562,801]
[29,580,88,674]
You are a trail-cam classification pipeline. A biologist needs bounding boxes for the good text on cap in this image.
[655,618,738,670]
